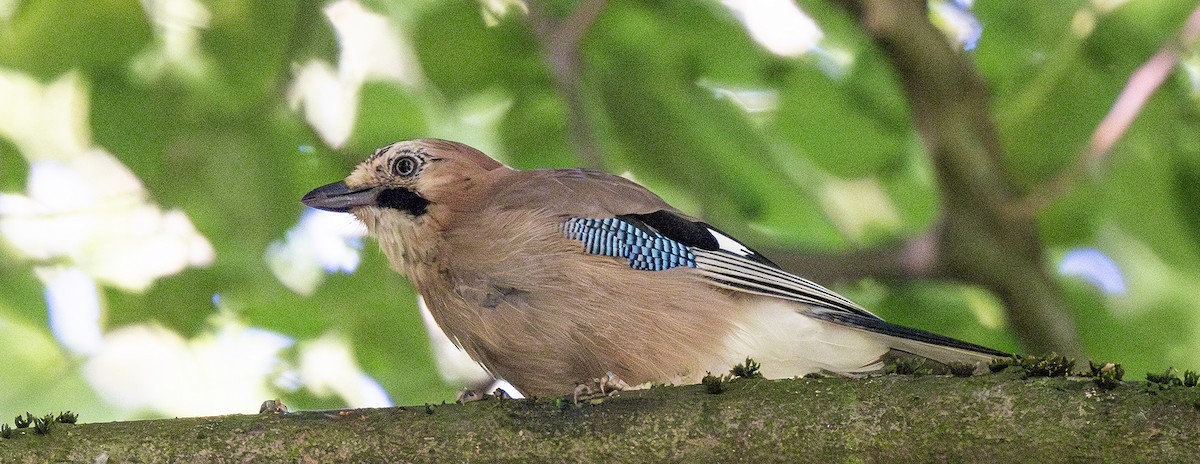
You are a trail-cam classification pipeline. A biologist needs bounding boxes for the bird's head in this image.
[302,138,510,231]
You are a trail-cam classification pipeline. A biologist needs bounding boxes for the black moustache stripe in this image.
[377,187,430,216]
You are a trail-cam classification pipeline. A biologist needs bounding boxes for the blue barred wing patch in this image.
[562,217,696,271]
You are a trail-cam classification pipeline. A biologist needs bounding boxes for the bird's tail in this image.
[809,310,1010,371]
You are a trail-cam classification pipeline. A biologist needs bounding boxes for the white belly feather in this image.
[717,299,889,377]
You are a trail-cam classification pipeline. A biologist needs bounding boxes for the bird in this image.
[302,138,1009,397]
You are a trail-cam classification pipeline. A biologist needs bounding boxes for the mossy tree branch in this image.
[2,373,1197,462]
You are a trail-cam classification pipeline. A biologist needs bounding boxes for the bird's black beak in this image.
[301,181,380,213]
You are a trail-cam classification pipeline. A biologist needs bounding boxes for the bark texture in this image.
[2,372,1197,462]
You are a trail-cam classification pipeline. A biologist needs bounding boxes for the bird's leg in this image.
[598,371,631,394]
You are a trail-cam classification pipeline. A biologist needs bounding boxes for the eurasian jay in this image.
[302,138,1008,397]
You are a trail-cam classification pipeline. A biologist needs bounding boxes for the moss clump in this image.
[1183,370,1198,388]
[701,358,767,394]
[32,414,54,435]
[14,412,32,429]
[1019,353,1075,377]
[701,372,726,394]
[1146,368,1182,387]
[885,357,932,376]
[0,423,11,439]
[948,362,977,377]
[988,357,1019,373]
[1088,361,1124,390]
[730,357,763,379]
[55,411,79,424]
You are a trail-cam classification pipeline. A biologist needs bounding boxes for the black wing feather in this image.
[809,310,1010,357]
[618,211,778,267]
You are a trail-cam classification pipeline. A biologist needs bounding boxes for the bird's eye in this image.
[391,155,419,177]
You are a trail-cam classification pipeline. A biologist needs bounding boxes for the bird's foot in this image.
[456,389,487,403]
[573,372,630,404]
[457,387,516,403]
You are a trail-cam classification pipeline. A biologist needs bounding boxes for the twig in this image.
[526,0,608,169]
[1010,4,1200,218]
[761,222,943,283]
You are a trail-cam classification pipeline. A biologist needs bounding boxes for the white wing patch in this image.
[707,227,754,257]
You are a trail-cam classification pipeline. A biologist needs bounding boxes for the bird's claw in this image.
[573,372,630,404]
[457,387,516,403]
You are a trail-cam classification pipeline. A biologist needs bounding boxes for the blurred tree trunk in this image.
[830,0,1085,357]
[1,373,1195,462]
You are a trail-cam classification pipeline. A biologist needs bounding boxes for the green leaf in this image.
[410,0,546,102]
[499,91,576,169]
[0,0,152,78]
[347,82,429,154]
[770,62,910,179]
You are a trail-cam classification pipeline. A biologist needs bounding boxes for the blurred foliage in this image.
[1,0,1199,422]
